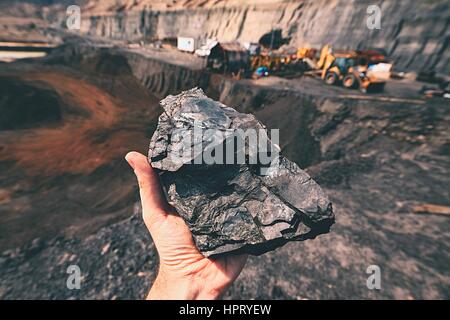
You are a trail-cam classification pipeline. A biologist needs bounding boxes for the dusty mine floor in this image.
[0,46,449,299]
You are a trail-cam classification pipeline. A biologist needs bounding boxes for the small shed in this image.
[177,37,195,53]
[206,42,249,73]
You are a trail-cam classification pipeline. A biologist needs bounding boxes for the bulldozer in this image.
[316,45,392,93]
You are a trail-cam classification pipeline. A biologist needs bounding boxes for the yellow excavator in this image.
[316,45,392,93]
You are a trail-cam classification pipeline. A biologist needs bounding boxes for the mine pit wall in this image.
[112,48,323,167]
[215,79,324,168]
[117,51,344,169]
[47,43,210,100]
[106,48,324,168]
[81,0,450,74]
[123,51,210,99]
[46,45,434,173]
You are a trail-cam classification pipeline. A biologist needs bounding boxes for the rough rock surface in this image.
[148,88,334,256]
[77,0,450,74]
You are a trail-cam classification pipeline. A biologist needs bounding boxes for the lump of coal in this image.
[149,88,334,257]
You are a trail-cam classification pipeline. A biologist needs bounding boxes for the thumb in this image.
[125,151,168,224]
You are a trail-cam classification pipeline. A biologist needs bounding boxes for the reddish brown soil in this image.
[0,65,161,250]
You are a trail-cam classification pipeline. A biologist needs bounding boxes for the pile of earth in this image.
[0,55,160,251]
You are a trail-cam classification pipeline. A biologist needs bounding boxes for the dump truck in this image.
[315,45,392,93]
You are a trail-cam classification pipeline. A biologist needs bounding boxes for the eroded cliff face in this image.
[79,0,450,74]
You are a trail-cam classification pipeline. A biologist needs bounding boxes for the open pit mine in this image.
[0,0,449,300]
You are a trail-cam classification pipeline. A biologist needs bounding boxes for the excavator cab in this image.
[322,52,360,87]
[333,56,356,73]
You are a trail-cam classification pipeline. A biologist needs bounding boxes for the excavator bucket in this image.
[317,44,331,69]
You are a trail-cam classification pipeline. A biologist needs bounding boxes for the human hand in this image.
[125,151,248,300]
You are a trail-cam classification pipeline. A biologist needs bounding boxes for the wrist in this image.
[146,267,225,300]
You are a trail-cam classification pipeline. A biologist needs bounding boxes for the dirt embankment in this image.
[0,42,214,251]
[124,50,209,99]
[49,42,209,99]
[0,53,161,250]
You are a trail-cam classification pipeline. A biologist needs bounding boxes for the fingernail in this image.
[125,153,135,170]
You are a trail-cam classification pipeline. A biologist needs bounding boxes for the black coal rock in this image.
[149,88,334,257]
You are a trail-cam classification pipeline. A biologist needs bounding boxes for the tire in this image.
[325,72,338,85]
[343,74,359,89]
